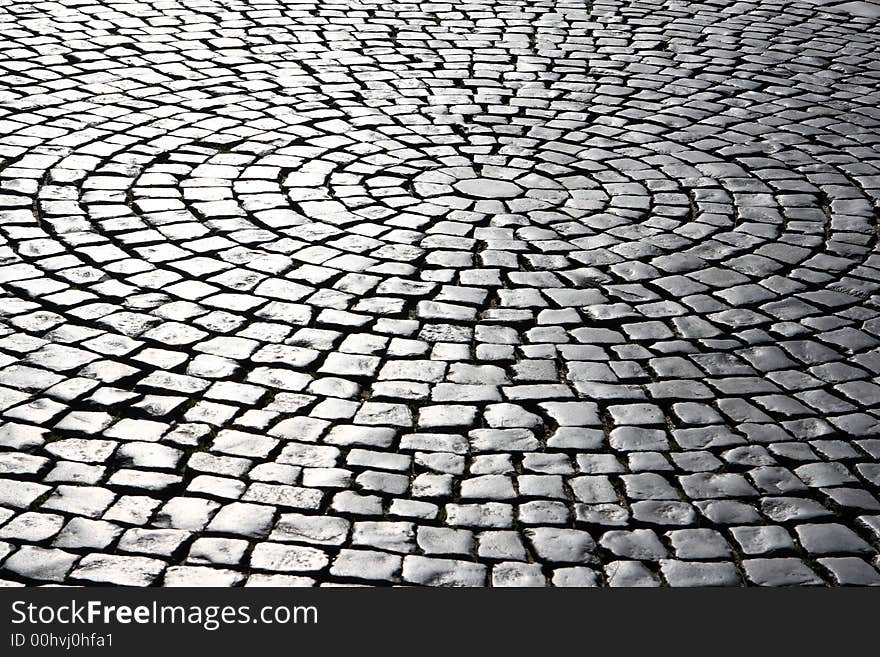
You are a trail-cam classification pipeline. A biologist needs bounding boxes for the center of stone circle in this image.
[453,177,523,199]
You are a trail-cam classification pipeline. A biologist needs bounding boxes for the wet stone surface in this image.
[0,0,879,587]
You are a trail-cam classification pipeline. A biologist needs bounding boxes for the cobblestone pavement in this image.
[0,0,880,587]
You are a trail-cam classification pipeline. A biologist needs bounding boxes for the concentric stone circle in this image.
[0,0,879,587]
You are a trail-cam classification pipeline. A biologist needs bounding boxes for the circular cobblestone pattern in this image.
[1,0,880,587]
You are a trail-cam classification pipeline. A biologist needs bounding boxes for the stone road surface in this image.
[1,0,880,587]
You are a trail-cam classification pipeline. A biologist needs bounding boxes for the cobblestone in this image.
[0,0,878,587]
